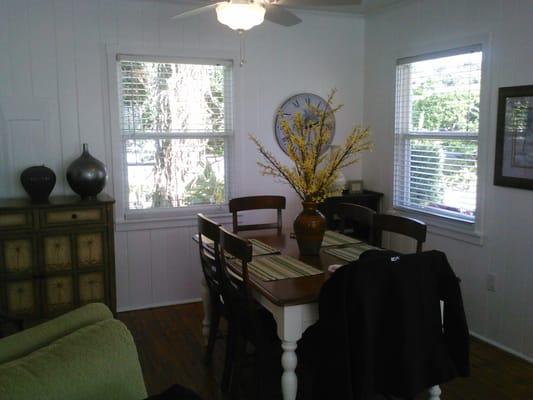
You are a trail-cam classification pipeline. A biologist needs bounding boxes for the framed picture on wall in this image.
[494,85,533,190]
[347,180,364,193]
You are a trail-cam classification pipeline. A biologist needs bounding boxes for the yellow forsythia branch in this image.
[249,90,372,202]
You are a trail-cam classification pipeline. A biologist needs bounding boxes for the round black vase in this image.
[20,165,56,203]
[66,143,107,200]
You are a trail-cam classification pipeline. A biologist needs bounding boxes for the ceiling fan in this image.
[171,0,362,31]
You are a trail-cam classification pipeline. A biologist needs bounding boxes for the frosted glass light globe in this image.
[216,2,266,31]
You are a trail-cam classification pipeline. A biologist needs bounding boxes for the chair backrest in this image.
[197,214,223,296]
[229,195,286,234]
[373,213,427,253]
[218,226,254,321]
[337,203,376,242]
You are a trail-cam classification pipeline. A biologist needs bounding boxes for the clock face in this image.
[274,93,336,156]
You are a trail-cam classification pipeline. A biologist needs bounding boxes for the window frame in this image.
[391,37,491,243]
[106,46,240,222]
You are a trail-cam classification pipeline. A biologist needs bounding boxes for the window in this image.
[117,55,232,211]
[394,46,482,223]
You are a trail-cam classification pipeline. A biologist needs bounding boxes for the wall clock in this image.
[274,93,336,155]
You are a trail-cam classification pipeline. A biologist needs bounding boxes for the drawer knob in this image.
[71,213,78,220]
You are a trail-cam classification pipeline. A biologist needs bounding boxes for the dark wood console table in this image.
[0,194,116,323]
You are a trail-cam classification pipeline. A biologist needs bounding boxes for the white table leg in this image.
[200,278,211,346]
[253,290,318,400]
[281,340,298,400]
[428,385,441,400]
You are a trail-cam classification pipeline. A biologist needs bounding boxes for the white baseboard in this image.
[117,298,202,313]
[470,331,533,364]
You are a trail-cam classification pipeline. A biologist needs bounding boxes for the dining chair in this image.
[373,213,427,253]
[229,195,286,234]
[218,226,280,400]
[299,250,468,400]
[337,202,376,242]
[196,214,232,392]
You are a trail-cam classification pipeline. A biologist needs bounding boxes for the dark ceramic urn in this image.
[20,165,56,203]
[293,201,326,256]
[66,143,107,200]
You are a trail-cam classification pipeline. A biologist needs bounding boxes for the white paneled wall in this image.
[0,1,366,310]
[364,0,533,360]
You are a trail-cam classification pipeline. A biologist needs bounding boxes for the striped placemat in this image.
[247,255,323,282]
[196,235,279,257]
[321,230,362,247]
[324,243,381,262]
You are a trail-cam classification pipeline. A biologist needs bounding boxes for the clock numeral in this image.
[283,113,291,116]
[292,99,300,108]
[305,96,311,106]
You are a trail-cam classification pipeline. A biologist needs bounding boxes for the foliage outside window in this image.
[118,56,231,211]
[394,47,482,222]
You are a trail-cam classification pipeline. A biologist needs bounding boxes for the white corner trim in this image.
[470,331,533,364]
[117,298,202,313]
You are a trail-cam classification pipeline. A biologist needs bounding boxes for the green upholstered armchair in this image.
[0,303,147,400]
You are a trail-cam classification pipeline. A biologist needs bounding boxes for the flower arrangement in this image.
[250,90,371,202]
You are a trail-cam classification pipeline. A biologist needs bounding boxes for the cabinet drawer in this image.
[43,235,73,272]
[44,275,74,315]
[3,238,35,275]
[5,280,39,317]
[0,211,32,230]
[79,272,105,305]
[42,208,104,226]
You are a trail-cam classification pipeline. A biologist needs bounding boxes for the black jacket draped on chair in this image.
[300,250,470,400]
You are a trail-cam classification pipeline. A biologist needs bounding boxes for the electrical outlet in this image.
[486,273,496,292]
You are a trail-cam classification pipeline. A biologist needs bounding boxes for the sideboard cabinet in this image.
[0,194,116,321]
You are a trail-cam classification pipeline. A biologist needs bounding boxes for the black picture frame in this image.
[494,85,533,190]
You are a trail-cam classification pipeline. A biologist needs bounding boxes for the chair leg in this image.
[255,345,271,400]
[229,333,246,400]
[205,303,220,365]
[221,322,234,393]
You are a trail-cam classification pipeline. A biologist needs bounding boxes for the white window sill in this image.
[116,205,232,232]
[390,207,484,246]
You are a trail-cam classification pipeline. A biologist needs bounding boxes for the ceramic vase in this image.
[66,143,107,199]
[20,165,56,203]
[293,201,326,256]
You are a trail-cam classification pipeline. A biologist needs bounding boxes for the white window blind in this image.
[394,46,482,222]
[117,55,233,211]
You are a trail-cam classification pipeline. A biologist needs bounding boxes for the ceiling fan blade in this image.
[265,5,302,26]
[171,2,219,20]
[276,0,361,6]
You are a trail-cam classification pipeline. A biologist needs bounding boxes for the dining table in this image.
[197,227,442,400]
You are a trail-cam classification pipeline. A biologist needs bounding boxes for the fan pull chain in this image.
[238,30,246,67]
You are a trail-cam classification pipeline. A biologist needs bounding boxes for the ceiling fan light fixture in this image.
[216,1,266,31]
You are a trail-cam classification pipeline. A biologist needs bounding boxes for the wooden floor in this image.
[118,302,533,400]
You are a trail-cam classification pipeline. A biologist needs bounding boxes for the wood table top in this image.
[238,228,344,307]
